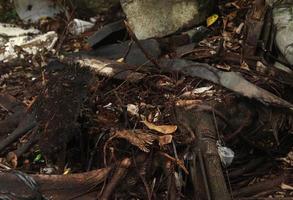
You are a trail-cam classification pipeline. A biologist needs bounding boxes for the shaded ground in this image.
[0,0,292,200]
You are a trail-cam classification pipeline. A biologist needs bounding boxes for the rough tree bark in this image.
[175,100,231,200]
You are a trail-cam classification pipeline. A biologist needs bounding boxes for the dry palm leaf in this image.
[113,129,173,152]
[114,129,157,152]
[142,120,177,134]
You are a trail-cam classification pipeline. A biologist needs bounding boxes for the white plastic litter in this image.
[68,19,95,35]
[192,86,214,94]
[0,25,58,62]
[217,142,235,167]
[181,85,215,98]
[127,104,139,116]
[0,23,40,37]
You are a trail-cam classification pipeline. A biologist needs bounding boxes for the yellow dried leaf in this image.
[207,14,219,27]
[142,120,177,134]
[63,168,71,175]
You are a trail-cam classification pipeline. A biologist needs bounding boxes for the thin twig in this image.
[0,115,36,152]
[133,153,152,200]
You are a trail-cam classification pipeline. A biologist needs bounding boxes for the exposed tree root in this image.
[175,100,231,200]
[99,157,132,200]
[0,167,111,200]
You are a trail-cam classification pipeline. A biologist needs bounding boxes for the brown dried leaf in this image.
[159,152,189,175]
[114,130,156,152]
[240,61,250,71]
[6,152,17,168]
[158,135,173,147]
[227,10,238,20]
[142,120,177,134]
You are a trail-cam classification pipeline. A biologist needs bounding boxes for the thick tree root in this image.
[99,157,132,200]
[233,175,286,198]
[0,114,36,153]
[175,100,231,200]
[0,167,111,200]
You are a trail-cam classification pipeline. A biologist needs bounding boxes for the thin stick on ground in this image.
[0,114,36,152]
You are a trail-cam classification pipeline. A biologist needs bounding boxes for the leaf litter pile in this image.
[0,0,292,199]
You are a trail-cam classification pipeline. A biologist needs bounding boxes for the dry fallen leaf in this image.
[158,135,173,147]
[114,129,156,152]
[116,57,124,63]
[281,183,293,190]
[127,104,139,116]
[6,151,17,168]
[142,120,177,134]
[113,129,173,152]
[240,61,250,71]
[159,152,189,175]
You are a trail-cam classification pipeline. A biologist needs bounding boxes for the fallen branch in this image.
[163,160,178,200]
[237,198,292,200]
[160,59,293,110]
[0,94,27,137]
[0,111,25,136]
[0,114,36,153]
[175,102,231,200]
[62,55,146,82]
[99,157,132,200]
[229,157,266,178]
[0,167,111,200]
[0,94,26,113]
[14,126,39,158]
[233,175,286,197]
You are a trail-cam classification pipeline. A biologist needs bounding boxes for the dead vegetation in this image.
[0,0,292,200]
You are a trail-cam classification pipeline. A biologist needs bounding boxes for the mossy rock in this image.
[121,0,216,39]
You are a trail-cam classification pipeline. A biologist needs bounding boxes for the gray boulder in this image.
[121,0,215,40]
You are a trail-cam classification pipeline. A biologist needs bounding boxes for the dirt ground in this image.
[0,0,292,200]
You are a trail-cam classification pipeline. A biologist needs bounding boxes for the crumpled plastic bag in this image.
[217,142,235,167]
